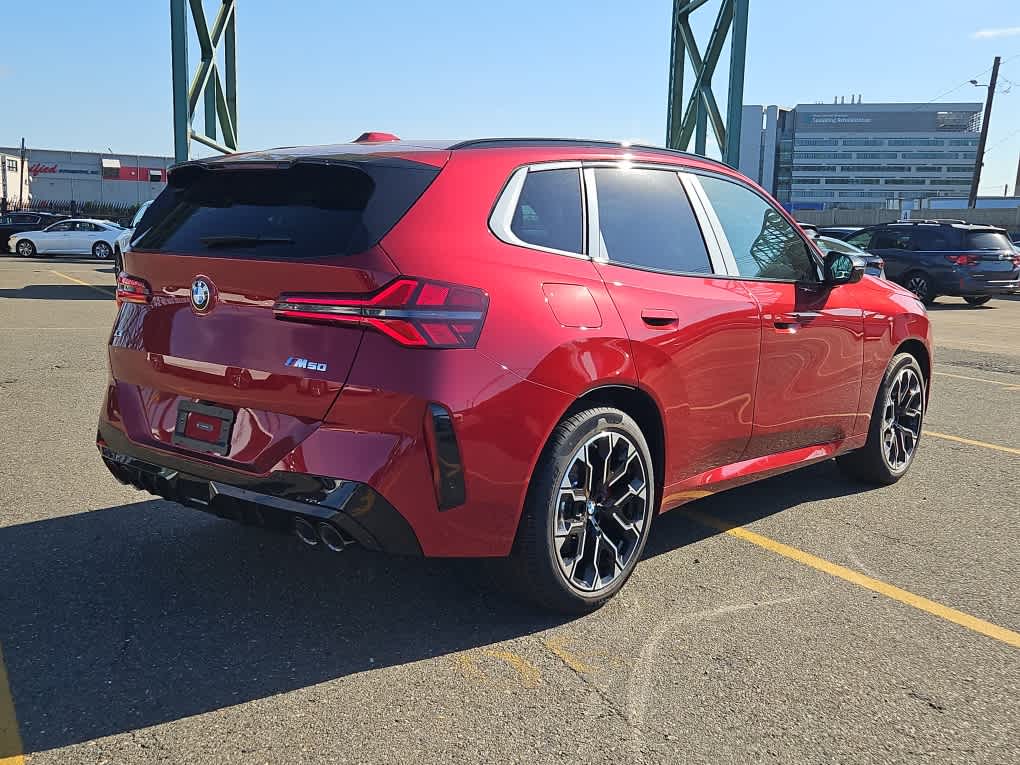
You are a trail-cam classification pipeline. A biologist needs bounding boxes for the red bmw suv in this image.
[99,135,932,611]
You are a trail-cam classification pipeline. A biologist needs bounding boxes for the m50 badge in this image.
[284,357,328,372]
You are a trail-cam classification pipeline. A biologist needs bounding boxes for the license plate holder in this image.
[172,400,235,456]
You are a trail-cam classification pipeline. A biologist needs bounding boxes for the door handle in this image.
[773,310,818,331]
[641,309,678,328]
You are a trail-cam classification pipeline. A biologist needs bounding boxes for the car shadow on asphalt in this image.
[0,284,114,300]
[926,304,994,311]
[0,460,869,755]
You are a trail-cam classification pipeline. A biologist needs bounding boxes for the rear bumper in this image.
[100,336,573,557]
[98,422,422,555]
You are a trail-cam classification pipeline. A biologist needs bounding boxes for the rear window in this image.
[966,231,1012,250]
[134,160,440,259]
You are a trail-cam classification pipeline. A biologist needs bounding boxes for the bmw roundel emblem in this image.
[191,278,213,312]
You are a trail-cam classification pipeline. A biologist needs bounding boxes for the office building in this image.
[739,101,981,211]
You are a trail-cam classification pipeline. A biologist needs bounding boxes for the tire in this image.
[93,241,113,260]
[963,295,992,306]
[15,239,36,258]
[837,352,925,485]
[114,245,124,274]
[903,271,936,305]
[510,407,656,613]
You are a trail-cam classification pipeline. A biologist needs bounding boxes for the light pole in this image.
[968,56,1001,208]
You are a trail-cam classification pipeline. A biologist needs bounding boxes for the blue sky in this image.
[2,0,1019,193]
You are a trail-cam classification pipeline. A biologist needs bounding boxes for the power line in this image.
[911,51,1020,109]
[983,125,1020,155]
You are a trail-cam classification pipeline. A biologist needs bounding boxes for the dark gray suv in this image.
[845,221,1020,306]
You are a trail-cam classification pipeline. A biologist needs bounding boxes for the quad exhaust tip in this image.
[318,522,349,552]
[293,517,319,547]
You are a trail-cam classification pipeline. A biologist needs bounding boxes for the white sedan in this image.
[9,218,124,260]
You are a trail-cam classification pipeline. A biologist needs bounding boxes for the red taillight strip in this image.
[115,273,152,306]
[273,277,488,348]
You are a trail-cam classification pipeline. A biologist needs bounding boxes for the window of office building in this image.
[796,152,853,160]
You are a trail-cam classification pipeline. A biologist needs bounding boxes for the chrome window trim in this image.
[488,162,589,261]
[678,171,731,276]
[582,167,605,263]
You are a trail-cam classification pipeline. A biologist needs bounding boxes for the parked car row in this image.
[0,211,66,252]
[7,218,125,260]
[797,220,1020,305]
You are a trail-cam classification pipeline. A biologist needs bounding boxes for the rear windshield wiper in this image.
[200,234,295,248]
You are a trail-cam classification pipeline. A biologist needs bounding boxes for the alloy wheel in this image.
[17,240,34,257]
[881,366,923,471]
[906,275,929,301]
[554,431,650,593]
[94,242,112,259]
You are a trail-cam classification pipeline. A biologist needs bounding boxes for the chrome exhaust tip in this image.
[293,517,319,547]
[318,522,349,552]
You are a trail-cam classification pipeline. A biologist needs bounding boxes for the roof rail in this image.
[448,137,715,164]
[893,219,966,226]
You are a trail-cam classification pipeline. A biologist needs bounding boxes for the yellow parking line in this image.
[0,646,24,765]
[480,649,541,688]
[923,430,1020,456]
[544,635,594,674]
[684,509,1020,649]
[49,269,115,296]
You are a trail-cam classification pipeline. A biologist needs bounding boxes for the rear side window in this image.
[907,228,957,251]
[698,175,817,281]
[594,168,712,274]
[510,168,583,253]
[966,231,1012,250]
[135,160,440,259]
[871,229,914,250]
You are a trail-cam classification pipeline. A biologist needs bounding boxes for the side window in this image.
[908,228,955,251]
[593,168,712,274]
[872,230,913,250]
[698,175,818,281]
[510,169,583,254]
[49,222,73,232]
[845,231,873,249]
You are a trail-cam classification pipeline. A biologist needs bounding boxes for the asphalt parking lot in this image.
[0,260,1017,765]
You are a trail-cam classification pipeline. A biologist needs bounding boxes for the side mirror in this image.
[824,251,865,285]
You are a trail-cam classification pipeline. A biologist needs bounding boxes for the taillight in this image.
[945,254,980,266]
[116,273,152,306]
[1012,254,1020,267]
[273,277,488,349]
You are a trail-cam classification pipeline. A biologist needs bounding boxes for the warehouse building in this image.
[0,146,173,206]
[739,101,981,211]
[0,151,30,211]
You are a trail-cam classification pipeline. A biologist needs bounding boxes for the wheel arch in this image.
[896,338,931,401]
[560,384,666,510]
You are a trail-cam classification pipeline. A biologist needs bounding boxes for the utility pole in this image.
[1013,153,1019,198]
[968,55,1000,208]
[18,137,26,208]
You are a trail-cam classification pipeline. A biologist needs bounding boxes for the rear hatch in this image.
[960,229,1020,283]
[109,156,443,469]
